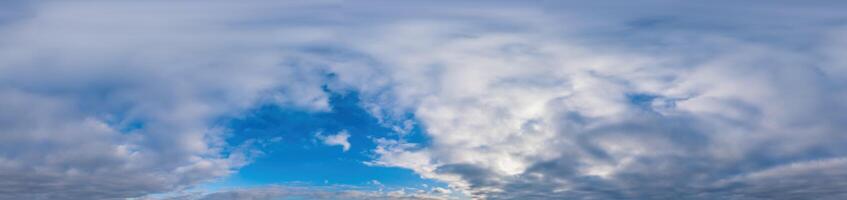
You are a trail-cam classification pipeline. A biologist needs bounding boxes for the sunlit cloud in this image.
[1,1,847,200]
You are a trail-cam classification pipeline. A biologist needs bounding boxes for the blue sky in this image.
[2,1,847,200]
[218,90,436,188]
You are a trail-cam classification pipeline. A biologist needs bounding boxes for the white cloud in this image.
[318,130,352,152]
[327,2,847,199]
[0,1,333,199]
[2,0,847,199]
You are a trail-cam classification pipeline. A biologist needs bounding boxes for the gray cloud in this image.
[155,185,457,200]
[340,1,847,199]
[0,1,333,199]
[2,1,847,199]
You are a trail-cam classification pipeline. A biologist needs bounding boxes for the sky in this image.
[1,0,847,200]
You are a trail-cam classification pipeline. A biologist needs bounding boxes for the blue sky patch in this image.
[217,89,439,189]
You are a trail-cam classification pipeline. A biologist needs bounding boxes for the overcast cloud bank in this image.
[1,1,847,199]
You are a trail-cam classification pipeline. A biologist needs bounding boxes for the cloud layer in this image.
[1,1,847,199]
[0,1,331,199]
[160,185,456,200]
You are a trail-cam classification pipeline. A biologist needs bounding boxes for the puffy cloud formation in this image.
[326,1,847,199]
[0,1,330,199]
[318,130,352,152]
[2,0,847,199]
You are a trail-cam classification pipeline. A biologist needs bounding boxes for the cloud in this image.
[0,1,334,199]
[328,1,847,199]
[318,130,352,152]
[2,0,847,199]
[156,185,458,200]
